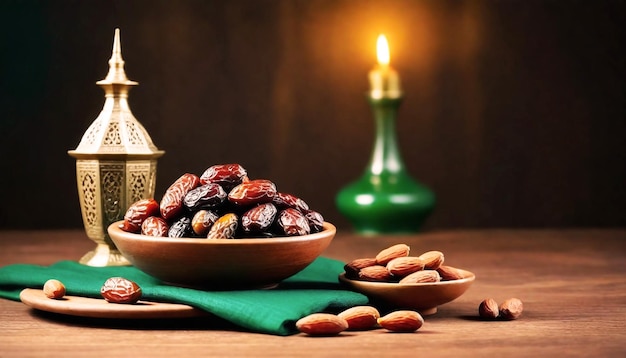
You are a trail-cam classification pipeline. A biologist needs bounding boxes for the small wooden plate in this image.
[338,268,475,315]
[19,289,209,319]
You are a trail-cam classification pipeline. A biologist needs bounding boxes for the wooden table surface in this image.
[1,228,624,357]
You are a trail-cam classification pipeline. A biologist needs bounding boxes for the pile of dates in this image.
[120,163,324,239]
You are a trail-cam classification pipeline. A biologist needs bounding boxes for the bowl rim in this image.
[338,269,476,287]
[108,220,336,245]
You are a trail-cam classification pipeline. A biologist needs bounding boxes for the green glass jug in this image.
[336,96,435,234]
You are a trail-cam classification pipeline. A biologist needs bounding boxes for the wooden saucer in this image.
[20,289,209,319]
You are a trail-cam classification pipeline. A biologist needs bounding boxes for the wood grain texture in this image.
[1,229,625,357]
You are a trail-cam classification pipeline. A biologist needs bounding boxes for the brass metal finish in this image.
[68,29,164,266]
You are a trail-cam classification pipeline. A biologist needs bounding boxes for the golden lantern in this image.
[68,29,164,266]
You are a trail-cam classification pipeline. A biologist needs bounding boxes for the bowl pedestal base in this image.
[79,243,131,267]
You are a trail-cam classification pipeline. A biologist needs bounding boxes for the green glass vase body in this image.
[336,96,435,234]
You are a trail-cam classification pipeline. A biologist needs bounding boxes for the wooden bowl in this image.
[108,221,336,289]
[338,268,475,315]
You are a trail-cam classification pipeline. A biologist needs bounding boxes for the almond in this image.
[377,310,424,332]
[375,244,410,265]
[398,270,441,284]
[43,279,66,299]
[478,298,499,319]
[337,306,380,330]
[418,250,445,269]
[436,265,465,281]
[344,257,378,279]
[358,265,392,282]
[499,298,524,320]
[295,313,348,336]
[386,256,425,277]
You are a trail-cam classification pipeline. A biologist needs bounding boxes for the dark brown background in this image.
[0,0,624,231]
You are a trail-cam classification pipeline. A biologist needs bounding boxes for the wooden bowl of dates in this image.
[108,220,336,289]
[338,268,475,315]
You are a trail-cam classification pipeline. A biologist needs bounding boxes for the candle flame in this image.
[376,34,390,66]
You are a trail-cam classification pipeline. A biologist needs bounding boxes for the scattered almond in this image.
[358,265,393,282]
[399,270,441,284]
[377,310,424,332]
[337,306,381,330]
[296,313,349,336]
[478,298,499,319]
[375,244,410,265]
[386,256,425,277]
[418,250,445,270]
[499,298,524,320]
[43,279,66,299]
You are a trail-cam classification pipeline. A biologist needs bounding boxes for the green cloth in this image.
[0,257,368,336]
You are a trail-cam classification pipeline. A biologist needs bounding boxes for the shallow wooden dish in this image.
[20,289,208,319]
[108,221,336,289]
[338,268,475,315]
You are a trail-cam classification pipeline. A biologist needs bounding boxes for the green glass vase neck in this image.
[366,97,406,176]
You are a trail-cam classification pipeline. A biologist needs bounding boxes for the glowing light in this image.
[376,34,390,66]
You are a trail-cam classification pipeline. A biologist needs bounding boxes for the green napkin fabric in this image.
[0,257,368,335]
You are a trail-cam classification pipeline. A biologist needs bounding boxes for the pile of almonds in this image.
[344,243,467,283]
[296,306,424,336]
